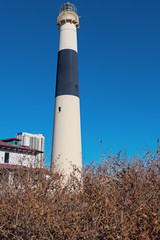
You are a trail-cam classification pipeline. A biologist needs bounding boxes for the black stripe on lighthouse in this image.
[55,49,79,97]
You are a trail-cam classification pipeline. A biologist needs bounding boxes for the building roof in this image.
[0,139,43,155]
[0,163,29,170]
[1,138,21,142]
[16,132,45,138]
[0,164,41,170]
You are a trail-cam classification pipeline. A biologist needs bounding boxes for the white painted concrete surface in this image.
[59,22,78,52]
[52,95,82,175]
[0,150,39,168]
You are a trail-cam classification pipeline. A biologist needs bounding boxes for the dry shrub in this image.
[0,146,160,239]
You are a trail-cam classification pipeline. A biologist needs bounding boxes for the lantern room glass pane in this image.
[60,3,77,13]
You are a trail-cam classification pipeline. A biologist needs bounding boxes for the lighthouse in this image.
[51,3,82,177]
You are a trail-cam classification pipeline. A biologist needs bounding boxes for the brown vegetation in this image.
[0,146,160,239]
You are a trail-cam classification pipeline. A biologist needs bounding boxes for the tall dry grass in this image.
[0,145,159,239]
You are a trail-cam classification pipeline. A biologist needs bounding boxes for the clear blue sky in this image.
[0,0,160,165]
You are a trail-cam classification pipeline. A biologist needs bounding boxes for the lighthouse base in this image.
[51,95,82,177]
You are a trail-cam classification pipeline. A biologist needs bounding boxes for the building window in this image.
[76,84,78,91]
[41,138,44,151]
[58,107,61,112]
[30,137,33,148]
[4,152,9,163]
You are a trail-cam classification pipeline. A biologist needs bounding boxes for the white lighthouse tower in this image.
[51,3,82,177]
